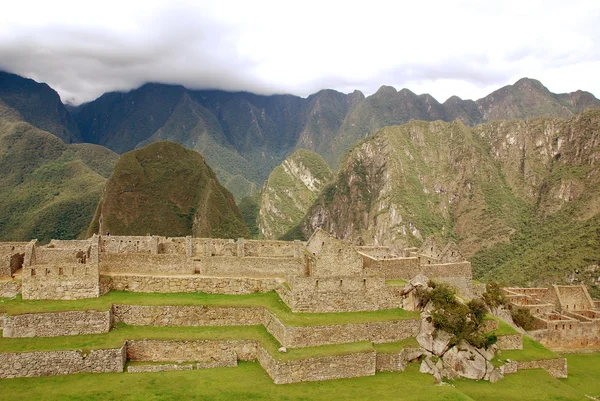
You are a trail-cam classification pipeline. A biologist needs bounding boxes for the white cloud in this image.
[1,0,599,104]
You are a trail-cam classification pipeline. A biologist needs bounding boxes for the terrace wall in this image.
[112,305,263,326]
[3,310,110,338]
[104,274,279,294]
[257,346,377,384]
[125,339,258,362]
[0,344,126,378]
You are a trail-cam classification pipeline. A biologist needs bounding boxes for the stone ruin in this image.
[504,285,600,349]
[0,229,592,383]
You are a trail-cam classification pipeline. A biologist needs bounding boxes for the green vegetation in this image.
[422,282,496,348]
[238,195,260,238]
[0,291,419,326]
[373,337,419,354]
[494,336,558,365]
[0,354,598,400]
[258,149,332,239]
[0,119,118,242]
[88,141,249,239]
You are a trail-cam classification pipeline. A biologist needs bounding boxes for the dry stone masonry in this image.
[0,229,595,383]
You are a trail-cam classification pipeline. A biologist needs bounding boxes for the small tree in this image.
[482,282,508,312]
[510,307,535,331]
[426,282,497,349]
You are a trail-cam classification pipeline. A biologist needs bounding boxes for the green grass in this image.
[0,355,598,401]
[559,352,600,398]
[0,291,419,326]
[385,279,407,286]
[488,317,519,336]
[373,337,419,354]
[493,336,558,367]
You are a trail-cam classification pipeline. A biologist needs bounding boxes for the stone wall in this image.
[262,309,287,345]
[0,344,126,378]
[3,310,110,337]
[515,358,568,378]
[306,231,363,277]
[495,334,523,350]
[243,240,303,258]
[257,347,377,384]
[112,305,263,326]
[554,285,594,311]
[22,263,100,300]
[282,320,420,348]
[531,319,600,348]
[195,257,303,278]
[105,274,279,294]
[127,363,194,373]
[100,253,192,274]
[0,243,26,277]
[283,276,401,312]
[126,340,258,362]
[0,280,21,298]
[375,347,424,372]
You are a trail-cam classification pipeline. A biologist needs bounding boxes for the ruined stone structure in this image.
[0,230,590,383]
[504,285,600,348]
[0,229,474,312]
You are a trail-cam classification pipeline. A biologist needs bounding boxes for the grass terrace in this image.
[0,354,599,401]
[0,291,420,326]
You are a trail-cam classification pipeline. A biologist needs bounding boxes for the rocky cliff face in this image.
[88,141,249,239]
[258,149,332,239]
[297,110,600,291]
[67,76,600,199]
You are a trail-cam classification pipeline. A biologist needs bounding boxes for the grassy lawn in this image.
[558,352,600,399]
[0,356,598,401]
[373,337,419,354]
[492,336,559,367]
[0,291,420,326]
[488,318,519,336]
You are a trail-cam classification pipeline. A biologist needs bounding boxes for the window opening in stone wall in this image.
[562,324,565,329]
[59,268,64,275]
[31,269,35,276]
[569,324,572,329]
[363,278,367,287]
[315,280,319,288]
[339,279,343,287]
[555,324,558,330]
[46,268,50,275]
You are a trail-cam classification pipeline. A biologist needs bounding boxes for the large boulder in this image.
[416,315,452,356]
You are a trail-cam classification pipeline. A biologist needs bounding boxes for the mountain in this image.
[291,110,600,294]
[258,149,332,239]
[88,141,249,239]
[0,71,81,143]
[69,77,600,200]
[0,102,117,243]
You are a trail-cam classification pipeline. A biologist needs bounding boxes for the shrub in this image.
[510,307,535,331]
[426,282,496,349]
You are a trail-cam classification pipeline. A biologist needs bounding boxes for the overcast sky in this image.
[1,0,599,105]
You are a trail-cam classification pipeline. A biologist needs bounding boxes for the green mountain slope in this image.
[0,71,81,143]
[70,76,600,198]
[294,111,600,293]
[0,114,117,242]
[258,149,332,239]
[88,141,249,238]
